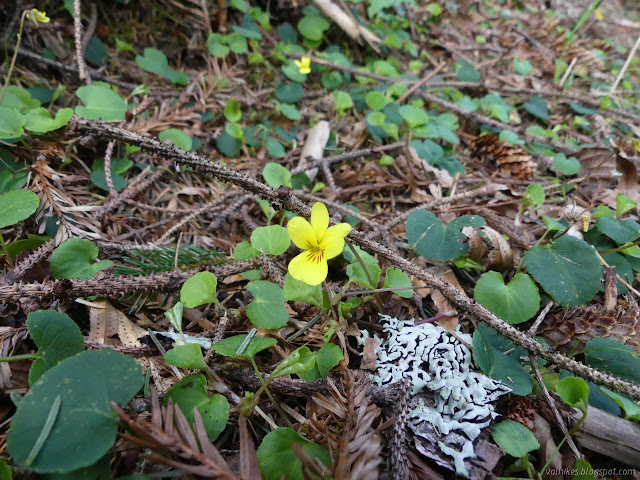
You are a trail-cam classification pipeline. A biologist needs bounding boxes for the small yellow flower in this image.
[294,57,311,75]
[594,8,604,20]
[26,9,50,25]
[287,202,352,285]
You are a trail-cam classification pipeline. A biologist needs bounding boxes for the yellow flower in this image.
[287,202,352,285]
[294,57,311,75]
[26,9,50,25]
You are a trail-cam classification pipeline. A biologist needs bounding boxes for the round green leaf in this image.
[365,91,387,111]
[553,153,580,176]
[49,239,113,280]
[263,162,292,188]
[250,225,290,255]
[0,107,26,139]
[7,350,142,473]
[584,337,640,384]
[366,111,386,127]
[399,105,429,128]
[26,310,84,385]
[299,343,344,381]
[246,280,289,329]
[90,170,127,192]
[135,48,169,74]
[258,428,331,480]
[407,209,485,261]
[321,71,343,89]
[283,272,323,307]
[383,267,413,298]
[523,95,549,121]
[275,82,303,103]
[523,235,603,307]
[216,132,242,156]
[159,128,192,151]
[75,86,126,122]
[24,108,73,133]
[180,271,218,308]
[513,58,533,75]
[333,91,353,110]
[491,420,539,458]
[265,137,285,157]
[297,14,330,41]
[164,343,208,370]
[224,99,242,123]
[596,217,640,245]
[212,334,276,359]
[556,376,590,413]
[164,373,230,441]
[474,272,540,325]
[0,189,39,229]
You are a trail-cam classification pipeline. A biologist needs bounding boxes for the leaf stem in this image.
[345,239,383,312]
[0,10,28,105]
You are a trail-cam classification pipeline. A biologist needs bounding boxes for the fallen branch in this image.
[69,116,640,402]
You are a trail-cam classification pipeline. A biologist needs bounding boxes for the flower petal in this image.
[287,217,316,249]
[288,251,328,286]
[320,223,352,259]
[310,202,329,240]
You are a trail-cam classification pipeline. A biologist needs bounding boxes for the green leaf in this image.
[572,458,596,480]
[283,272,323,306]
[24,108,73,133]
[246,280,289,329]
[596,217,640,245]
[523,95,549,121]
[233,241,260,260]
[480,93,510,123]
[0,107,26,139]
[472,324,532,395]
[347,261,381,289]
[265,137,285,157]
[0,189,39,229]
[263,162,292,188]
[225,122,244,140]
[271,346,315,378]
[321,71,343,89]
[165,302,184,333]
[257,428,331,480]
[0,458,11,480]
[513,58,533,75]
[7,350,142,473]
[491,420,539,457]
[553,153,581,176]
[383,267,413,298]
[26,310,84,385]
[212,334,276,359]
[180,271,218,308]
[75,86,126,121]
[164,343,207,370]
[333,91,353,111]
[216,132,242,156]
[523,183,545,207]
[366,111,386,127]
[250,225,290,255]
[474,272,540,325]
[227,32,248,54]
[297,14,330,41]
[164,374,230,441]
[584,337,640,384]
[49,239,113,280]
[224,99,242,122]
[299,343,343,380]
[523,235,603,307]
[135,48,168,74]
[90,170,126,192]
[599,387,640,420]
[207,33,230,57]
[275,82,303,103]
[365,91,388,111]
[159,128,192,151]
[407,209,485,261]
[6,234,49,258]
[616,193,637,218]
[399,105,429,128]
[275,101,301,120]
[556,376,590,413]
[453,59,481,82]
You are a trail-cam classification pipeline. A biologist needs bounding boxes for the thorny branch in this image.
[64,116,640,401]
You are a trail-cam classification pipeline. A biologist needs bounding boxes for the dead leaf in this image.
[88,301,147,347]
[361,337,380,371]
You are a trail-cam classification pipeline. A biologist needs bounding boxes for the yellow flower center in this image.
[305,246,325,264]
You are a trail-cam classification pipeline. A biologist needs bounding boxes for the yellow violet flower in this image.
[26,9,50,25]
[287,202,352,285]
[294,57,311,75]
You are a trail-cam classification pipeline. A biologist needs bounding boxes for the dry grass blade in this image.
[308,370,389,480]
[238,414,261,480]
[111,401,239,479]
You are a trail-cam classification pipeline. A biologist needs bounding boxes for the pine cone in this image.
[540,302,640,355]
[471,134,537,179]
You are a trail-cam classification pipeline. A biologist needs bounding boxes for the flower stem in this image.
[0,10,28,105]
[345,239,383,312]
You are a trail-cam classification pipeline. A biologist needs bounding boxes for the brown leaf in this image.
[238,414,261,480]
[87,300,147,347]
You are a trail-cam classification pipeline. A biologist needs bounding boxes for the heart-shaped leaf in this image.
[491,420,539,458]
[596,217,640,245]
[250,225,290,255]
[7,350,142,473]
[75,86,126,122]
[524,235,603,307]
[180,271,218,308]
[212,334,276,359]
[0,189,39,229]
[49,238,113,280]
[474,272,540,325]
[26,310,84,385]
[407,209,485,261]
[246,280,289,329]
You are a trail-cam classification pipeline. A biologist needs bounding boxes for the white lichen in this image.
[360,315,511,477]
